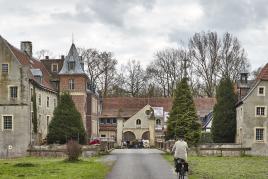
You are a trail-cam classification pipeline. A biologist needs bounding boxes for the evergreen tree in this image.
[211,77,236,143]
[167,78,201,146]
[47,92,86,144]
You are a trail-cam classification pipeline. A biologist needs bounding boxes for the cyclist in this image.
[171,134,189,174]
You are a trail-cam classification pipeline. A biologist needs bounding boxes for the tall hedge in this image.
[47,92,86,144]
[167,78,201,146]
[211,77,236,143]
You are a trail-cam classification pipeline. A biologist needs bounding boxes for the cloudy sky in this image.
[0,0,268,70]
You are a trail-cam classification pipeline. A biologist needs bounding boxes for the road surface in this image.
[105,149,187,179]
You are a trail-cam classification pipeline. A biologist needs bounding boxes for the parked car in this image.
[89,138,100,145]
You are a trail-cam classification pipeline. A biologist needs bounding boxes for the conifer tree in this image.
[167,78,201,146]
[211,77,236,143]
[47,92,86,144]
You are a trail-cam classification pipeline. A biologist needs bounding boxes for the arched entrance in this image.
[142,131,150,140]
[123,131,136,141]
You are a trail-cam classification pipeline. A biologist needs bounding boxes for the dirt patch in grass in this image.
[14,162,38,167]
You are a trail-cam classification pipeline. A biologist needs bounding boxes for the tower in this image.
[58,43,91,138]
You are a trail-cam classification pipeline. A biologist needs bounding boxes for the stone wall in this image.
[157,141,251,157]
[27,142,114,157]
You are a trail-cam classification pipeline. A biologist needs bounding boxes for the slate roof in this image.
[101,97,216,118]
[59,43,85,75]
[1,36,56,92]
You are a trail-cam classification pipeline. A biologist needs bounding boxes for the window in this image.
[156,119,161,125]
[101,134,106,137]
[256,106,266,117]
[38,94,41,106]
[3,116,13,130]
[100,119,105,124]
[257,86,265,96]
[51,63,58,72]
[136,119,141,125]
[46,116,50,128]
[68,62,75,70]
[2,64,8,74]
[10,86,18,98]
[255,128,265,142]
[69,79,75,90]
[107,118,111,124]
[47,96,50,107]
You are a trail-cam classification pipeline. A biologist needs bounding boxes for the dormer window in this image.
[68,62,75,70]
[257,86,265,96]
[51,63,58,72]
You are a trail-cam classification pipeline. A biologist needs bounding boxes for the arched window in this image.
[136,119,141,125]
[156,119,161,125]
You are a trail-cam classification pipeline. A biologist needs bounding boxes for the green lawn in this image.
[163,154,268,179]
[0,157,110,179]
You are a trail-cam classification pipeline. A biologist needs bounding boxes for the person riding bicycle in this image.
[172,134,189,173]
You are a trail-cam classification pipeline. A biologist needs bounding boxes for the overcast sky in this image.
[1,0,268,70]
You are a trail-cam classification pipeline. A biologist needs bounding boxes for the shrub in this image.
[66,140,82,161]
[199,132,213,144]
[47,92,86,144]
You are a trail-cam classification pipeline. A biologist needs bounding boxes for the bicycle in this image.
[175,158,186,179]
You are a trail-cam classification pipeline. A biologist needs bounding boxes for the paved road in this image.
[105,149,187,179]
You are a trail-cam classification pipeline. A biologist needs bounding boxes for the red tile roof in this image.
[101,97,216,118]
[257,63,268,80]
[6,41,55,91]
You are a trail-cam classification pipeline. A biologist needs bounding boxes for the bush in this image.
[47,92,86,144]
[66,140,82,161]
[199,132,213,144]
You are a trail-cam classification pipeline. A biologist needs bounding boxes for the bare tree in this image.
[98,52,117,97]
[35,49,53,60]
[78,48,117,95]
[220,32,250,81]
[189,32,221,97]
[122,60,147,97]
[146,48,187,97]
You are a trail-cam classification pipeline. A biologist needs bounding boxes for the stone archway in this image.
[142,131,150,140]
[123,131,136,141]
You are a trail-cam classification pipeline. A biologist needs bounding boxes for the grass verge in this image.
[163,153,268,179]
[0,156,110,179]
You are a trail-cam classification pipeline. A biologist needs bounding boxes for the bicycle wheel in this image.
[179,166,185,179]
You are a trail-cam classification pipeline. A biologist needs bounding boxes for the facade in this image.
[99,97,216,147]
[0,36,57,158]
[236,65,268,156]
[0,36,99,158]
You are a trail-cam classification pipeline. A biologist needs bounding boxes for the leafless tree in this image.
[189,32,221,97]
[78,48,117,96]
[220,32,250,81]
[35,49,53,60]
[122,60,147,97]
[146,48,187,97]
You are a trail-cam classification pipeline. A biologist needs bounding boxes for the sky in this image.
[1,0,268,70]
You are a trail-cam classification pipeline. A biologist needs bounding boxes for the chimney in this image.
[240,72,248,84]
[45,56,49,59]
[20,41,32,57]
[61,55,64,60]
